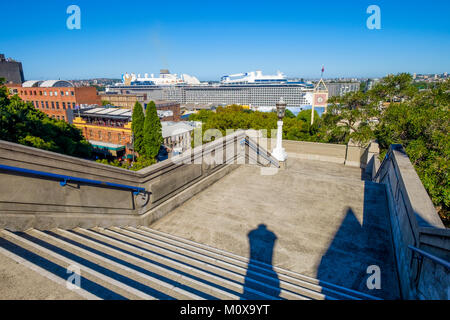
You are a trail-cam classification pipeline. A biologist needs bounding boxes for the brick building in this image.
[6,80,102,123]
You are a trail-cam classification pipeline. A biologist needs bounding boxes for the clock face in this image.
[314,93,328,106]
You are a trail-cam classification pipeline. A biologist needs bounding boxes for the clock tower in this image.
[311,78,328,125]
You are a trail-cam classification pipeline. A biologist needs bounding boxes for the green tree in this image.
[101,100,110,106]
[375,80,449,224]
[369,73,417,103]
[296,109,320,125]
[0,80,92,158]
[130,156,157,171]
[131,101,145,155]
[143,100,163,158]
[323,91,377,146]
[284,109,295,118]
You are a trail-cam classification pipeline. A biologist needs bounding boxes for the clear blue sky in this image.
[1,0,449,80]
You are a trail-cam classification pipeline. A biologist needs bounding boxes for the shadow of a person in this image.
[243,224,281,299]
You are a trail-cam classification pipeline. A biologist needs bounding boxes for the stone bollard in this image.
[344,139,363,167]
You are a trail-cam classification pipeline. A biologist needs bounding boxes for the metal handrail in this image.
[0,164,145,195]
[240,138,279,167]
[408,245,450,270]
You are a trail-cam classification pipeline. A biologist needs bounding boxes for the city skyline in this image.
[1,0,449,80]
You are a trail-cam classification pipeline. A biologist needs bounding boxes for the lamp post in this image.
[272,97,287,162]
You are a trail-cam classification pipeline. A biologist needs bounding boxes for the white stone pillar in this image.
[272,120,287,161]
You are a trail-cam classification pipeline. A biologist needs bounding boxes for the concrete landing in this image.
[150,159,401,299]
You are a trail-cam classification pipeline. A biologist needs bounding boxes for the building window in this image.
[57,116,60,120]
[54,91,58,96]
[44,91,47,96]
[89,130,93,138]
[62,102,66,109]
[45,101,49,108]
[98,131,102,139]
[34,91,37,95]
[62,116,65,121]
[41,101,44,108]
[49,91,53,97]
[39,91,42,96]
[56,102,59,109]
[71,91,74,96]
[66,91,69,96]
[72,102,75,108]
[51,102,55,109]
[60,91,64,96]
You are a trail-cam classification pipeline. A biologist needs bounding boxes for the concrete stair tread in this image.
[0,226,381,300]
[137,226,382,300]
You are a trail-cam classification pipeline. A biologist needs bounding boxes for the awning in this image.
[89,140,126,151]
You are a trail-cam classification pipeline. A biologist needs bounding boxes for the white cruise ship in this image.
[220,70,287,84]
[120,69,200,86]
[109,69,316,109]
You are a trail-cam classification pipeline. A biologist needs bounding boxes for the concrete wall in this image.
[374,144,449,299]
[257,137,376,168]
[0,131,265,231]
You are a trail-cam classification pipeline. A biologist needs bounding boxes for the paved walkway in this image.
[151,159,401,299]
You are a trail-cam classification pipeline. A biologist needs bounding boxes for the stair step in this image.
[52,228,237,300]
[0,229,153,300]
[85,227,296,300]
[0,241,99,300]
[102,226,329,300]
[137,226,381,300]
[0,226,380,300]
[26,229,204,300]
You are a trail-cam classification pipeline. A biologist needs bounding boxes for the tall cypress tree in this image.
[131,101,145,155]
[143,100,163,158]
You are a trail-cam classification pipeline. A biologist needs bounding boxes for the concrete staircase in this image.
[0,226,380,300]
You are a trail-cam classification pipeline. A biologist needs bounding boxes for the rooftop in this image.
[22,80,74,88]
